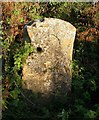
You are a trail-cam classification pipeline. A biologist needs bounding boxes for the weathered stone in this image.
[22,18,76,105]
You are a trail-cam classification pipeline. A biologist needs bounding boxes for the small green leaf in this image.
[10,88,20,99]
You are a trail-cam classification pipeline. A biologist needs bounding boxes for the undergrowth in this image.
[1,2,99,120]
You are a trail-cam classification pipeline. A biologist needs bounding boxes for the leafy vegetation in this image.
[1,2,99,120]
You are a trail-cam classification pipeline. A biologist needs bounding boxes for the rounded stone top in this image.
[25,18,76,59]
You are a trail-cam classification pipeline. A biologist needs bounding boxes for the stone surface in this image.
[22,18,76,105]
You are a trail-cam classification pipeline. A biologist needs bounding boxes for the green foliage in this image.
[20,18,25,23]
[6,17,11,24]
[2,40,34,111]
[2,2,99,120]
[12,10,21,15]
[85,110,96,119]
[58,109,70,120]
[95,12,99,20]
[13,43,34,71]
[10,43,34,91]
[10,88,20,99]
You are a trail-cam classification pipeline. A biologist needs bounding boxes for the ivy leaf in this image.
[10,88,20,99]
